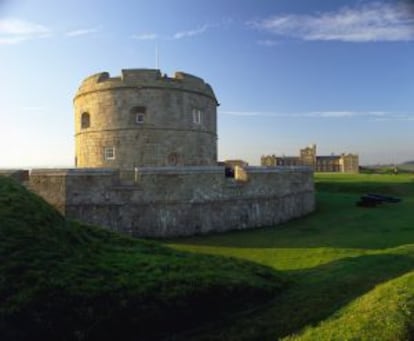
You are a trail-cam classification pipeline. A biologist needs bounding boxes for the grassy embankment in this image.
[0,176,285,340]
[3,173,414,340]
[168,173,414,340]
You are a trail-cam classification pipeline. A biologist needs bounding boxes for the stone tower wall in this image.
[74,69,218,169]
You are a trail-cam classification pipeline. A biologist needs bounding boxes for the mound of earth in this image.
[0,176,286,340]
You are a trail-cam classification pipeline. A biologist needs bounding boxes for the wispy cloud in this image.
[0,18,50,44]
[131,24,211,41]
[257,39,280,47]
[173,24,209,39]
[250,2,414,42]
[131,33,159,40]
[220,110,414,120]
[66,26,101,37]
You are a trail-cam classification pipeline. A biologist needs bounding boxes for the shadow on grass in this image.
[188,252,414,340]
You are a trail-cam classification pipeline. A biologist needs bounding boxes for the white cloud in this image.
[132,33,159,40]
[173,25,208,39]
[257,39,280,47]
[220,110,414,120]
[0,18,50,44]
[66,27,101,37]
[251,2,414,42]
[0,36,27,44]
[307,111,356,118]
[0,18,49,35]
[131,24,213,42]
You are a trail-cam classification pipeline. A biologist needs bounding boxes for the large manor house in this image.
[261,144,359,173]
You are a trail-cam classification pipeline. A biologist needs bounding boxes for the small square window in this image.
[131,106,146,125]
[104,147,115,160]
[136,113,145,124]
[192,109,202,124]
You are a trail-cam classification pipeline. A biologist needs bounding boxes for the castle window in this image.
[104,147,115,161]
[81,112,90,129]
[136,113,145,124]
[192,109,202,124]
[131,106,146,125]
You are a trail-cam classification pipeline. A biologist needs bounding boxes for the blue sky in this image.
[1,0,414,167]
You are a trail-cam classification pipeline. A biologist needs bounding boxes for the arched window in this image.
[81,112,90,129]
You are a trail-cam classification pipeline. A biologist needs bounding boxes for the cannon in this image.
[356,193,402,207]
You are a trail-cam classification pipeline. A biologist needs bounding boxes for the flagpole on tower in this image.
[155,42,160,70]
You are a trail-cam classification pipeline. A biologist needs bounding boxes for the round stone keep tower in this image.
[74,69,218,169]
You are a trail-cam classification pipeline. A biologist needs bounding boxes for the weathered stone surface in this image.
[26,166,314,237]
[0,169,29,183]
[74,69,218,168]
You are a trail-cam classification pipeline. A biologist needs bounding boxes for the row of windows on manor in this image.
[80,107,203,129]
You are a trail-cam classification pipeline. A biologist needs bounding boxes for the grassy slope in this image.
[0,176,285,340]
[168,173,414,340]
[284,272,414,341]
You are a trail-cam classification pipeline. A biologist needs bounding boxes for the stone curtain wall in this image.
[26,167,314,237]
[28,169,117,215]
[0,170,29,183]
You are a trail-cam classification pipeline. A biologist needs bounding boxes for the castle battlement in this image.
[75,69,217,102]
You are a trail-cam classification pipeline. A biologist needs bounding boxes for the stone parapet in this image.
[21,166,314,237]
[74,69,217,103]
[0,169,29,183]
[30,168,118,176]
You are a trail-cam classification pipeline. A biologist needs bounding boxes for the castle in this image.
[261,144,359,173]
[2,69,315,237]
[74,70,218,168]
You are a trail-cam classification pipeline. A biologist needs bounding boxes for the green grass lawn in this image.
[167,173,414,340]
[3,173,414,340]
[0,176,285,340]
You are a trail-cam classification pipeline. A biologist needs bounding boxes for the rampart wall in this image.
[24,166,314,237]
